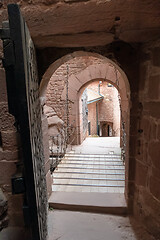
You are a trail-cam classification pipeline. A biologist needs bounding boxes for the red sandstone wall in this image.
[133,40,160,238]
[45,56,104,121]
[88,102,97,135]
[113,87,120,136]
[0,41,24,228]
[87,81,120,136]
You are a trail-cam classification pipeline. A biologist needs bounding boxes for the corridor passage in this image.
[52,137,125,193]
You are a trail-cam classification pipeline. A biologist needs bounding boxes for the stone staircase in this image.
[52,153,125,193]
[49,152,127,215]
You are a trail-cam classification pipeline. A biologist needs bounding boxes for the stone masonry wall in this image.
[133,40,160,238]
[0,41,25,229]
[87,81,120,136]
[45,56,104,122]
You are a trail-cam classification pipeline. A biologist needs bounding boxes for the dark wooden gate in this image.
[1,4,48,240]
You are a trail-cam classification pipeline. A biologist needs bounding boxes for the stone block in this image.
[141,117,151,141]
[1,131,20,151]
[152,47,160,67]
[148,75,160,100]
[0,69,7,102]
[150,176,160,200]
[128,157,136,181]
[129,135,137,157]
[130,116,138,135]
[8,211,25,227]
[7,194,23,213]
[144,102,160,119]
[157,123,160,140]
[148,141,160,169]
[0,103,15,131]
[0,161,17,186]
[150,121,157,140]
[139,64,148,91]
[0,149,19,162]
[152,166,160,181]
[135,161,148,187]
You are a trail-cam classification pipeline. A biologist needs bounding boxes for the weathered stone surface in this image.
[1,131,20,151]
[44,105,57,118]
[0,103,15,131]
[0,161,17,186]
[47,116,63,127]
[0,149,19,162]
[0,188,8,231]
[144,102,160,119]
[0,188,7,216]
[148,75,160,100]
[148,141,160,169]
[1,1,160,47]
[150,176,160,200]
[0,69,7,102]
[135,161,148,187]
[152,47,160,67]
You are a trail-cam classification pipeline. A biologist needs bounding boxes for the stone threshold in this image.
[49,192,127,215]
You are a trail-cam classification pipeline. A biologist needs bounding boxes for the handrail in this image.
[49,120,76,173]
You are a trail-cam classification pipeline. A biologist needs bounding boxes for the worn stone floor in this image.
[48,210,155,240]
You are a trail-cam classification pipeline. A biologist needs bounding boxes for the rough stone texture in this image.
[41,109,52,198]
[0,41,25,231]
[0,2,160,238]
[0,188,8,231]
[1,1,160,47]
[133,39,160,238]
[43,52,129,146]
[87,81,120,136]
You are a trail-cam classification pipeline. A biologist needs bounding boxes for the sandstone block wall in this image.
[87,81,120,136]
[45,55,103,121]
[133,40,160,238]
[0,41,24,229]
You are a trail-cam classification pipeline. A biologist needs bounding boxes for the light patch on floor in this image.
[48,210,155,240]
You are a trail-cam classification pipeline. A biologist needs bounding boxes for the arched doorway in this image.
[40,51,130,202]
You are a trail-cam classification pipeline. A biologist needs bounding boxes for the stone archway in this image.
[40,51,130,200]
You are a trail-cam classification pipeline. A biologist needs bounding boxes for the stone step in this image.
[60,158,123,163]
[65,155,121,159]
[56,165,125,170]
[65,153,121,156]
[53,171,125,176]
[53,176,125,181]
[52,185,124,193]
[54,169,125,174]
[49,192,127,215]
[61,161,124,166]
[53,178,125,186]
